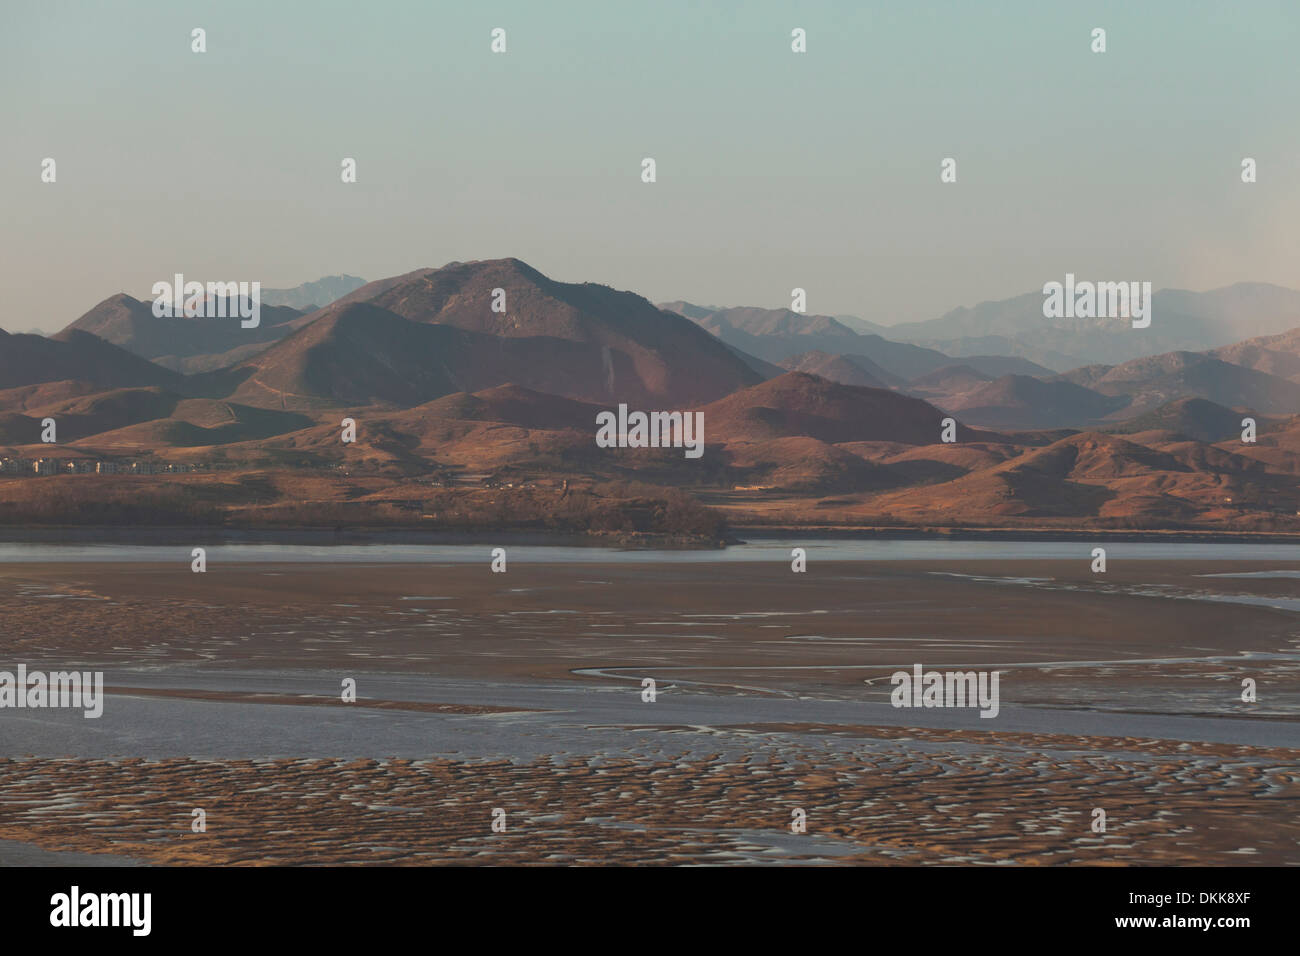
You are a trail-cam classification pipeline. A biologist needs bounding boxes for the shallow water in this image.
[1,538,1298,564]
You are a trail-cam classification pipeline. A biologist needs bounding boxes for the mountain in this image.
[867,431,1231,521]
[887,283,1300,371]
[699,372,987,445]
[66,399,317,451]
[907,364,992,391]
[61,293,306,373]
[226,302,493,409]
[409,384,602,432]
[661,302,877,337]
[718,342,786,379]
[940,375,1127,429]
[1228,414,1300,475]
[23,387,182,441]
[660,299,1061,382]
[1057,351,1300,418]
[657,301,717,321]
[662,302,882,362]
[777,351,904,389]
[956,355,1056,378]
[834,336,968,381]
[995,431,1188,480]
[261,259,764,407]
[260,275,367,311]
[0,328,182,391]
[367,386,608,473]
[724,436,894,493]
[1209,327,1300,382]
[831,314,893,336]
[1104,398,1248,443]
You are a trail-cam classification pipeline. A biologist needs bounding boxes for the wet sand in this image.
[1,558,1297,864]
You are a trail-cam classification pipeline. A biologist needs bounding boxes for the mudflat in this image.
[1,557,1296,864]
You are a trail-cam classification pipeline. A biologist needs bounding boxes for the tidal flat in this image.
[1,553,1296,865]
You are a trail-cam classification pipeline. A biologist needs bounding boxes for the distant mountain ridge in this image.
[885,282,1300,371]
[665,301,1058,381]
[8,264,1300,533]
[260,275,367,311]
[1056,351,1300,418]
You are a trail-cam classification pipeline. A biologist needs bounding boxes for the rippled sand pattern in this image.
[1,728,1294,865]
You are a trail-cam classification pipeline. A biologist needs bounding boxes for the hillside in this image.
[0,328,182,391]
[290,259,765,405]
[62,293,304,372]
[777,351,902,389]
[699,372,986,445]
[941,375,1127,429]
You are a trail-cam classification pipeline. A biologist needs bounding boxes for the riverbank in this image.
[4,523,1300,547]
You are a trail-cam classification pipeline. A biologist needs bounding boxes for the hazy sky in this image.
[3,0,1298,333]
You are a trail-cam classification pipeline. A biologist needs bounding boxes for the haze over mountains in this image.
[666,283,1300,372]
[259,275,367,311]
[4,258,1300,532]
[881,282,1300,371]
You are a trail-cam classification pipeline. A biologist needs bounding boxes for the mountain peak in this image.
[226,261,763,408]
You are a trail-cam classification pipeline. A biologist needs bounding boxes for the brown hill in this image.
[699,372,985,445]
[777,351,901,389]
[54,396,316,452]
[0,380,102,412]
[1058,351,1300,417]
[1157,440,1262,475]
[866,432,1206,520]
[943,375,1127,429]
[1104,397,1249,443]
[725,436,893,493]
[295,258,763,405]
[0,412,44,445]
[908,364,992,391]
[228,302,496,409]
[1210,327,1300,382]
[29,387,182,440]
[0,328,181,391]
[412,385,603,431]
[998,432,1188,480]
[870,441,1027,485]
[1220,414,1300,475]
[230,298,744,411]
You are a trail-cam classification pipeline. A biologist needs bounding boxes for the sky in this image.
[2,0,1298,333]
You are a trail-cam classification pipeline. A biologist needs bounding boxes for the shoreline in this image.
[3,523,1300,547]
